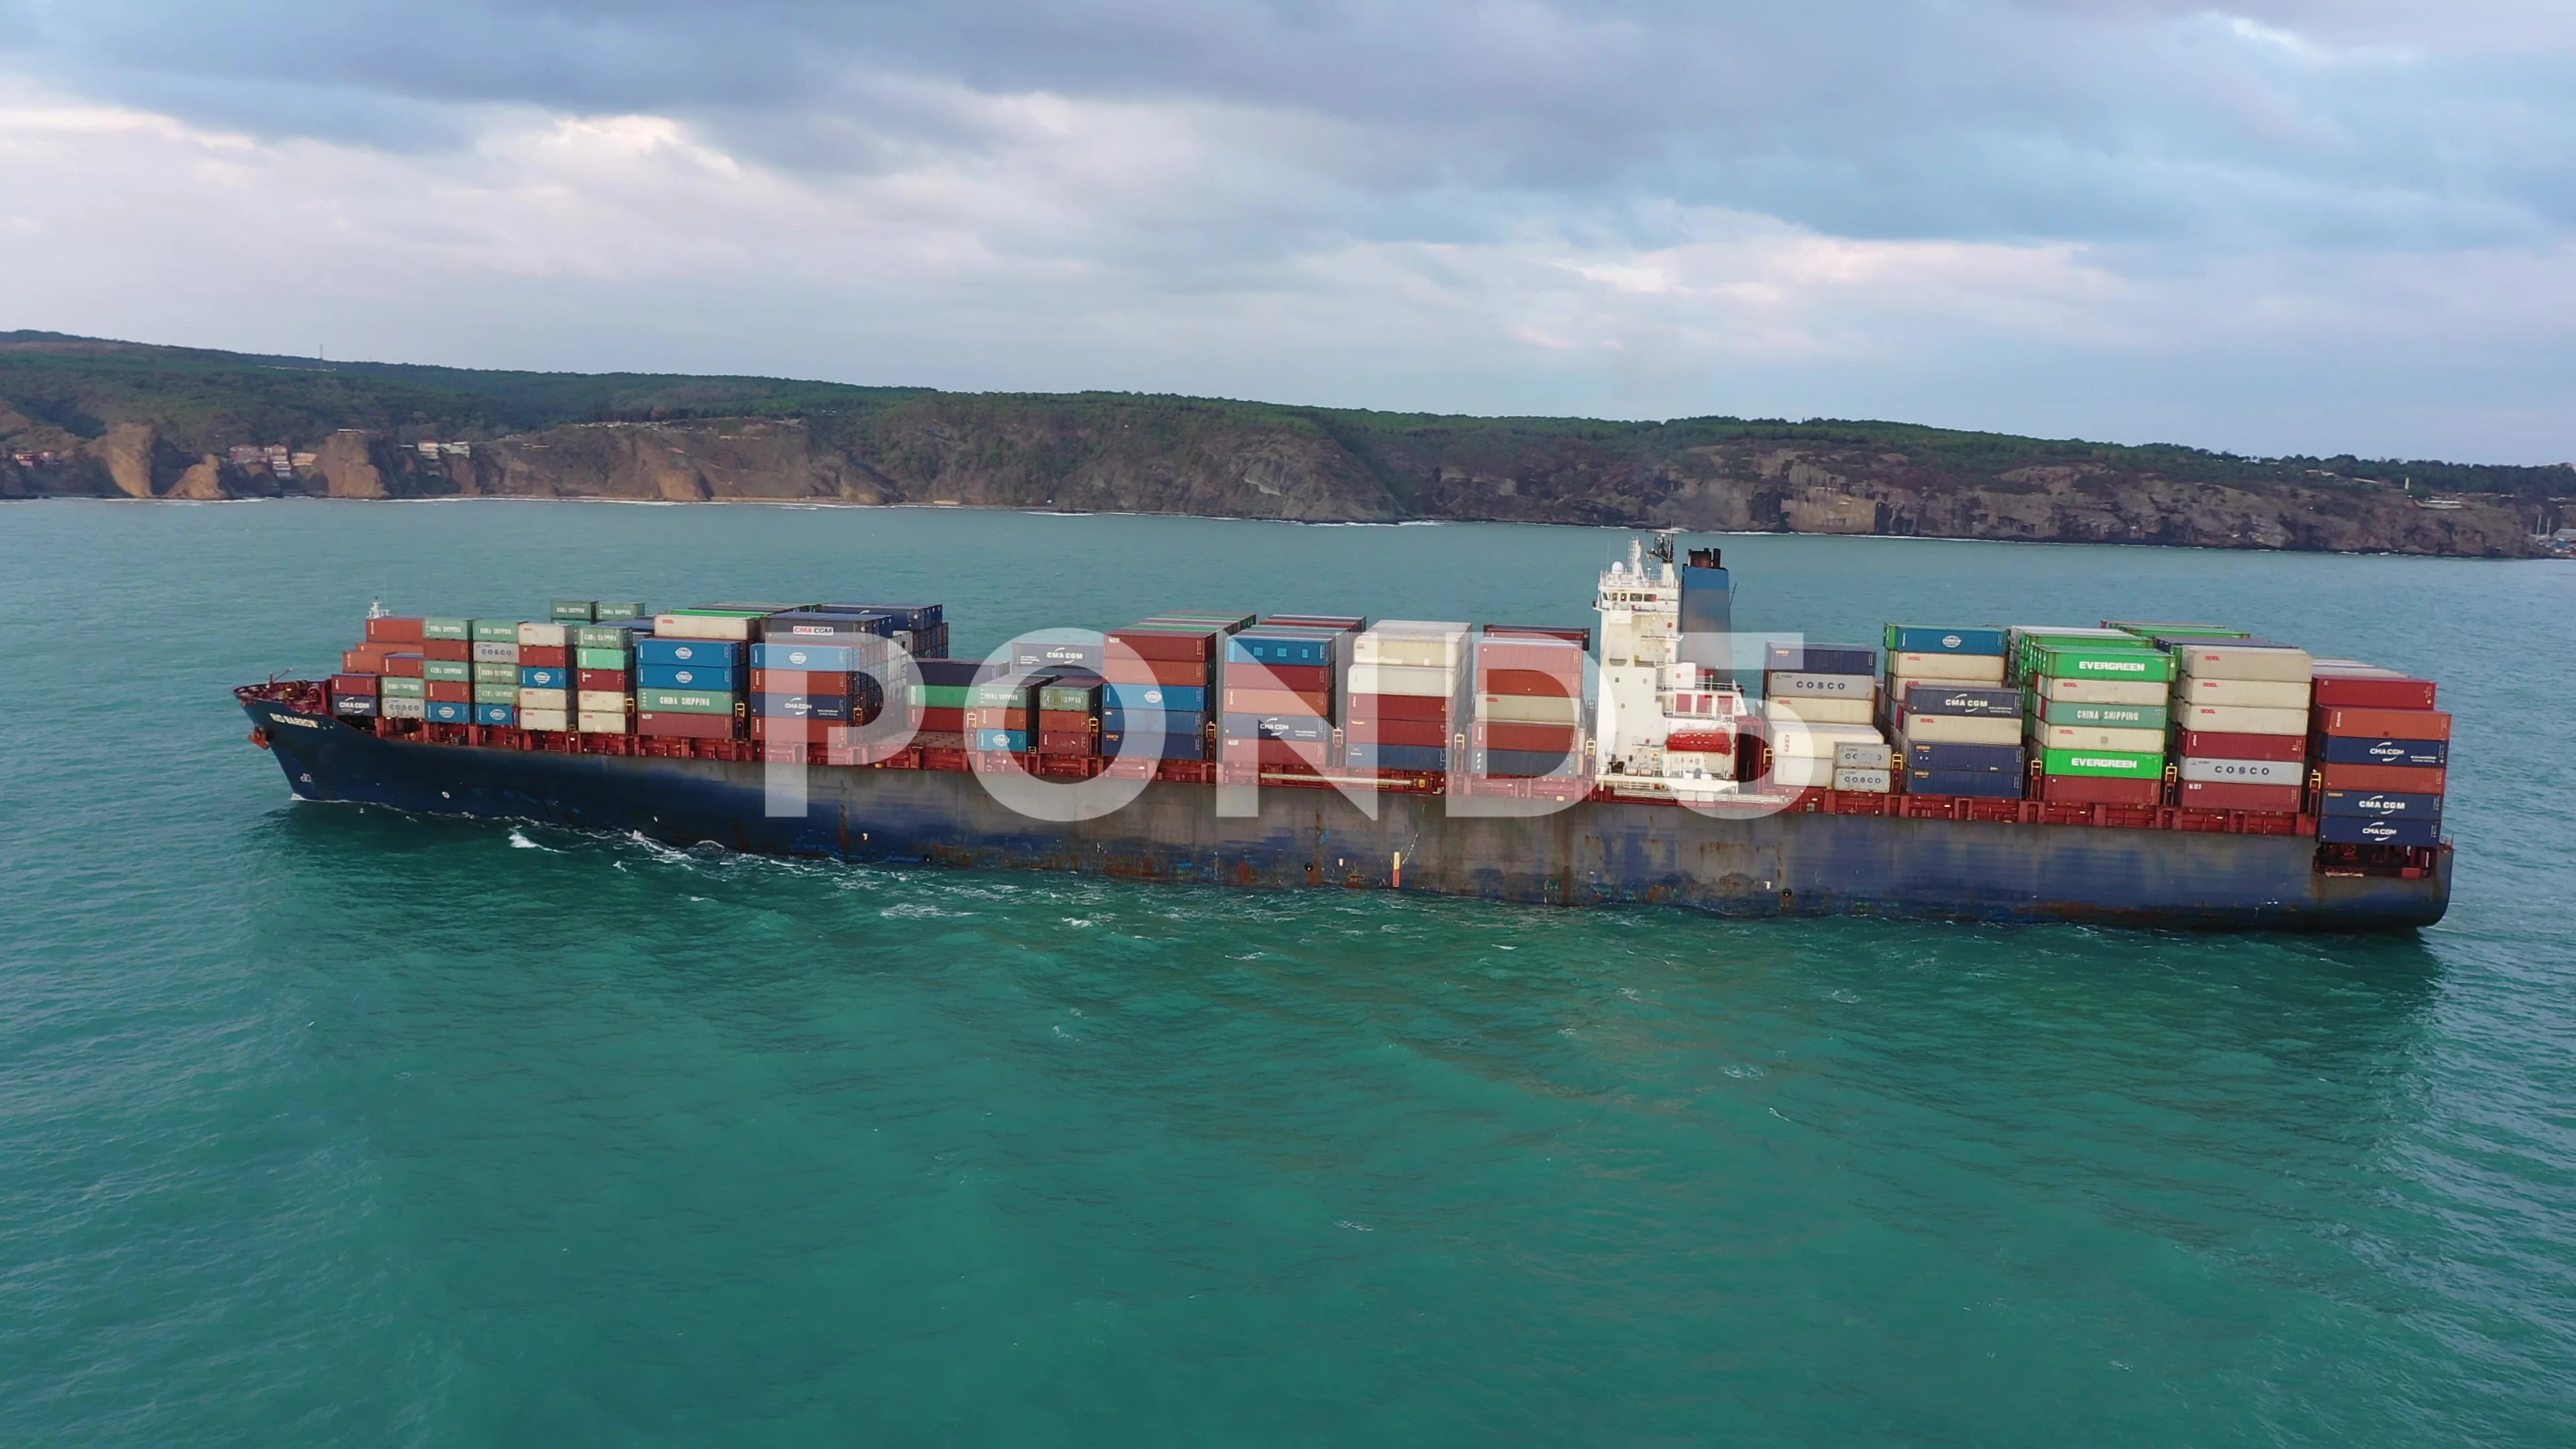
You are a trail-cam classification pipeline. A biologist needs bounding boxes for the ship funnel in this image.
[1676,545,1732,684]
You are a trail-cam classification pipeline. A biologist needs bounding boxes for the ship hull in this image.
[243,700,2449,931]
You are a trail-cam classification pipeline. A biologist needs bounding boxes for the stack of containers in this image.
[1222,624,1340,775]
[1345,621,1468,777]
[751,610,894,749]
[1103,621,1222,764]
[2018,633,2170,804]
[1881,625,2019,797]
[901,659,983,758]
[469,619,523,727]
[516,616,576,733]
[832,602,947,662]
[1762,643,1888,792]
[370,616,428,722]
[420,616,477,723]
[2167,639,2314,814]
[964,669,1038,760]
[1473,627,1587,777]
[572,617,643,734]
[1035,675,1106,775]
[2311,663,2447,847]
[637,607,759,739]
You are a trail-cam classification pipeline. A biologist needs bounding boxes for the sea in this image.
[2,499,2570,1446]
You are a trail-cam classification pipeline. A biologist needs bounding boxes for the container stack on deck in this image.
[2165,636,2313,814]
[1881,626,2018,798]
[1221,620,1343,780]
[752,609,895,750]
[639,608,760,740]
[1762,643,1890,792]
[1473,627,1588,777]
[1346,621,1468,780]
[2312,662,2448,852]
[515,610,576,733]
[572,609,644,735]
[2009,627,2166,804]
[1102,619,1222,771]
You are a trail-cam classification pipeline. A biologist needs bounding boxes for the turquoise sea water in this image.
[2,500,2572,1446]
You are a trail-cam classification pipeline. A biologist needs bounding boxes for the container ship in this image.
[237,538,2452,930]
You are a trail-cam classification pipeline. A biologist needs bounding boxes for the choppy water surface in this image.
[2,502,2571,1445]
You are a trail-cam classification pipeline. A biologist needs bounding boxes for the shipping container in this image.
[2312,675,2437,710]
[549,599,598,623]
[1347,743,1449,772]
[574,625,639,651]
[1107,628,1218,663]
[1347,718,1448,748]
[474,684,520,706]
[1896,712,2023,745]
[1037,682,1103,714]
[637,637,743,667]
[471,641,521,665]
[766,610,893,640]
[366,616,426,644]
[1906,768,2023,798]
[1900,739,2023,773]
[1481,747,1575,777]
[1346,663,1456,697]
[573,646,630,672]
[1833,739,1894,769]
[1764,696,1874,727]
[1228,633,1336,667]
[639,663,741,692]
[470,620,521,644]
[521,708,570,733]
[1763,643,1876,676]
[474,704,517,727]
[751,641,886,673]
[576,709,631,734]
[1037,708,1096,735]
[381,697,427,720]
[1222,713,1332,743]
[2039,747,2162,780]
[1888,653,2008,684]
[2315,706,2453,741]
[751,716,837,745]
[1350,692,1450,722]
[2029,645,2174,682]
[519,665,571,689]
[1226,686,1332,716]
[332,693,379,716]
[517,622,570,649]
[2037,773,2162,805]
[2175,779,2303,812]
[1014,640,1106,671]
[651,611,763,643]
[637,688,739,715]
[576,690,629,712]
[576,668,630,692]
[425,700,472,724]
[520,645,570,669]
[383,654,425,679]
[2175,704,2308,737]
[1104,682,1209,713]
[636,710,737,739]
[2103,621,2245,639]
[2318,815,2441,847]
[470,662,518,685]
[421,616,474,641]
[1483,692,1585,724]
[2033,698,2169,730]
[2177,755,2303,786]
[1352,624,1469,669]
[593,602,649,621]
[1833,767,1894,793]
[2173,729,2308,762]
[974,729,1032,753]
[519,688,570,712]
[1766,671,1876,698]
[424,639,474,663]
[1231,661,1334,693]
[329,672,380,696]
[1478,720,1580,752]
[2316,762,2447,794]
[2031,676,2167,706]
[1900,684,2019,717]
[1883,625,2006,655]
[380,677,427,700]
[425,681,472,703]
[2171,643,2314,681]
[1104,656,1216,686]
[2172,677,2310,709]
[2314,735,2447,768]
[2033,724,2164,753]
[2320,789,2443,820]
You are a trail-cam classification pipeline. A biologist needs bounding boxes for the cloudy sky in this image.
[1,1,2569,461]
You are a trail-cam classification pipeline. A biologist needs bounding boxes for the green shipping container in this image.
[575,647,633,670]
[379,677,427,699]
[472,661,520,684]
[593,602,648,621]
[911,684,975,709]
[423,616,474,641]
[424,660,474,682]
[2029,645,2173,682]
[638,688,737,715]
[574,625,634,649]
[2041,747,2165,780]
[2033,698,2171,730]
[550,599,598,622]
[665,608,767,620]
[474,684,521,706]
[472,619,522,643]
[1038,684,1099,713]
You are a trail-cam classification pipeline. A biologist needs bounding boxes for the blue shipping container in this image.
[1902,741,2025,773]
[2318,814,2441,847]
[426,700,472,724]
[1886,625,2007,655]
[750,641,883,672]
[1350,743,1448,771]
[640,663,742,691]
[475,704,518,727]
[2316,736,2448,768]
[1479,747,1574,777]
[971,729,1030,752]
[1222,712,1330,743]
[1900,684,2020,718]
[1227,634,1334,667]
[637,638,743,667]
[822,602,941,631]
[753,693,861,720]
[1105,682,1209,713]
[519,665,571,688]
[765,610,892,639]
[1013,641,1105,670]
[1907,768,2025,798]
[2319,789,2443,820]
[1764,643,1876,676]
[1101,729,1209,761]
[333,694,379,716]
[916,658,986,688]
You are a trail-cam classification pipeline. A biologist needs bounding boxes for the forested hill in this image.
[2,330,2563,557]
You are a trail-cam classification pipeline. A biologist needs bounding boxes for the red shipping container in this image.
[2037,774,2161,806]
[425,681,473,702]
[1108,629,1215,663]
[1227,661,1332,692]
[1225,737,1336,767]
[329,673,380,696]
[967,706,1033,731]
[2318,761,2447,794]
[424,639,473,662]
[519,645,569,668]
[2312,675,2436,710]
[1481,668,1577,699]
[384,653,425,678]
[1475,641,1587,672]
[1478,720,1579,751]
[914,731,967,752]
[1485,625,1591,647]
[1038,708,1096,734]
[365,616,425,644]
[341,647,391,673]
[577,669,631,692]
[751,668,856,694]
[2315,706,2451,741]
[1350,692,1449,722]
[2173,729,2307,762]
[637,711,737,739]
[751,716,835,744]
[2177,778,2304,812]
[1224,686,1331,716]
[1263,614,1365,631]
[1038,731,1097,755]
[1347,718,1448,748]
[1103,657,1212,686]
[913,706,967,733]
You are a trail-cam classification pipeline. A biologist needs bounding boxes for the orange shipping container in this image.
[2314,706,2451,741]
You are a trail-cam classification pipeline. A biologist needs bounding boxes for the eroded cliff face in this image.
[0,403,2544,557]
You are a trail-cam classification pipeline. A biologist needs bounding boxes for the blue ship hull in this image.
[242,697,2449,931]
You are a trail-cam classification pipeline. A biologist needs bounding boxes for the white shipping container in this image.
[576,689,629,712]
[470,641,521,663]
[2179,755,2304,786]
[1889,651,2006,683]
[1834,739,1894,769]
[1898,712,2023,745]
[1768,753,1837,787]
[2172,676,2310,709]
[653,612,757,641]
[1766,671,1878,698]
[521,708,571,733]
[1348,662,1458,696]
[2177,703,2308,736]
[1832,767,1894,793]
[2174,643,2314,682]
[1767,719,1884,758]
[1353,623,1468,668]
[519,687,570,711]
[2035,723,2165,753]
[1479,692,1582,724]
[1765,696,1874,726]
[517,621,570,648]
[2035,676,2165,706]
[380,696,427,719]
[577,710,633,734]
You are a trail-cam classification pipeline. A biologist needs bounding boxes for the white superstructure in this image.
[1593,536,1750,790]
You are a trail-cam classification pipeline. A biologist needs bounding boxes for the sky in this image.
[0,1,2569,462]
